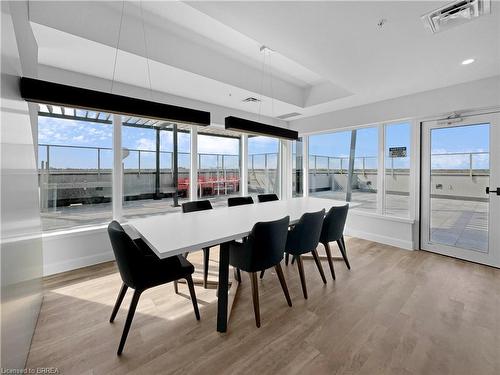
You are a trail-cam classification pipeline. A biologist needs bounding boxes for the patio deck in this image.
[41,191,488,253]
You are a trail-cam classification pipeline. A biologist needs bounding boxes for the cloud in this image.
[38,116,112,147]
[136,137,156,151]
[198,135,239,155]
[431,148,489,169]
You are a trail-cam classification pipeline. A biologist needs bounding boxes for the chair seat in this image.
[229,240,283,273]
[285,246,310,256]
[133,238,194,289]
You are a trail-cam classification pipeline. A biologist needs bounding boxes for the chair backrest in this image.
[246,216,290,271]
[320,204,349,243]
[107,221,143,288]
[228,196,254,207]
[257,193,279,203]
[287,209,325,252]
[182,199,213,213]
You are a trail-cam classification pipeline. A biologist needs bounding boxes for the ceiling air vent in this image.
[242,97,261,103]
[276,112,302,120]
[421,0,490,34]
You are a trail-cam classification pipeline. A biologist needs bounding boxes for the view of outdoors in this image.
[197,133,240,201]
[385,123,411,217]
[430,123,489,252]
[38,111,114,230]
[37,106,421,232]
[308,124,410,216]
[292,138,303,197]
[248,135,280,196]
[37,107,281,231]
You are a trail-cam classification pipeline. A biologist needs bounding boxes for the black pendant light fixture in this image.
[225,116,298,140]
[20,77,210,126]
[20,0,210,126]
[224,45,297,140]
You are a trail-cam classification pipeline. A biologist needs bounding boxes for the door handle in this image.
[486,187,500,195]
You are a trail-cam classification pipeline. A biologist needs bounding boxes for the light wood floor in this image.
[27,238,500,375]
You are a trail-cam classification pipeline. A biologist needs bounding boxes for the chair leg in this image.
[234,267,242,283]
[117,289,142,355]
[274,263,292,307]
[285,253,289,266]
[311,248,327,284]
[295,255,308,299]
[110,283,128,323]
[203,247,210,288]
[186,275,201,321]
[339,236,351,270]
[259,270,265,279]
[173,280,179,294]
[322,242,336,280]
[249,272,261,328]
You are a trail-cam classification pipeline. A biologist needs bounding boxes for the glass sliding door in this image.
[421,113,500,267]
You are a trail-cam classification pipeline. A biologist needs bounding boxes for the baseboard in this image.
[43,251,114,276]
[345,228,414,250]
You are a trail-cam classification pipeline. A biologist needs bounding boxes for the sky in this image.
[38,117,489,171]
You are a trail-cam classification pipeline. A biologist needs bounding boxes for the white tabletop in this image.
[128,197,349,259]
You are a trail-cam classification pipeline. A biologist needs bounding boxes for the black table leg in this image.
[217,241,230,332]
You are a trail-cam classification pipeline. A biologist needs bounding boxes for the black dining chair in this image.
[107,221,200,355]
[227,196,254,283]
[285,209,326,299]
[257,193,279,203]
[229,216,292,327]
[176,200,213,292]
[228,196,254,207]
[320,204,350,280]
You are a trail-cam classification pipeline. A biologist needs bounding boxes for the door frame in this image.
[420,113,500,267]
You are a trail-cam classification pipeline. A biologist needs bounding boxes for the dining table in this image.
[127,196,349,332]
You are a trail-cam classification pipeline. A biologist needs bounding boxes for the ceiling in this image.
[29,1,500,122]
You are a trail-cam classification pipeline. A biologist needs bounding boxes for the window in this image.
[38,109,113,231]
[308,131,352,201]
[308,127,379,213]
[197,132,241,204]
[292,138,303,197]
[121,121,189,219]
[348,127,378,212]
[248,135,280,196]
[385,122,411,217]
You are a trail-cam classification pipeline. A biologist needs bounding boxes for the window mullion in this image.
[377,124,385,215]
[112,114,123,220]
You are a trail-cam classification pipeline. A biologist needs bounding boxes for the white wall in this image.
[42,227,113,276]
[1,1,43,369]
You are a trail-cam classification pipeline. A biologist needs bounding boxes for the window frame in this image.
[300,120,416,220]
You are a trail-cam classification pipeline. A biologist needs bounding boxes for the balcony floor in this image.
[41,191,488,253]
[311,191,488,252]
